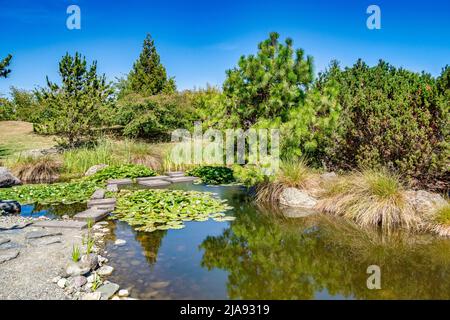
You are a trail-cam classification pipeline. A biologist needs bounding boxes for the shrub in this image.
[316,169,420,232]
[186,166,235,185]
[232,164,269,187]
[86,164,156,183]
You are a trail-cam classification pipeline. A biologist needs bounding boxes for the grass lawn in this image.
[0,121,56,157]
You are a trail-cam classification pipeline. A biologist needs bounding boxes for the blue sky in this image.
[0,0,449,94]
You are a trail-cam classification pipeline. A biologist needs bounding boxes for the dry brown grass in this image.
[316,169,421,233]
[430,203,450,237]
[9,155,61,183]
[0,121,55,154]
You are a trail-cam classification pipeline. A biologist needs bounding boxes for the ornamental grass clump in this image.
[316,169,420,233]
[9,155,61,183]
[113,189,233,232]
[430,204,450,237]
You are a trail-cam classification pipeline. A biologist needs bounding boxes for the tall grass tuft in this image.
[9,155,61,183]
[316,169,420,233]
[430,204,450,237]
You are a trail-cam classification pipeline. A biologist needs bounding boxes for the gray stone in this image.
[96,282,120,300]
[0,200,21,214]
[87,198,116,209]
[0,249,19,264]
[136,176,170,182]
[25,230,62,240]
[0,238,10,246]
[28,237,62,246]
[0,222,33,231]
[82,292,102,300]
[0,241,22,250]
[33,220,87,230]
[118,289,129,297]
[106,178,133,185]
[65,263,90,277]
[80,253,98,270]
[97,265,114,276]
[84,164,108,177]
[91,188,106,200]
[138,179,171,188]
[279,188,317,209]
[57,278,67,288]
[0,167,21,188]
[404,190,447,216]
[74,208,109,222]
[70,276,87,288]
[106,184,119,192]
[166,171,185,177]
[163,176,197,183]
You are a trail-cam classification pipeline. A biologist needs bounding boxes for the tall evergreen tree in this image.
[126,34,176,96]
[0,54,12,78]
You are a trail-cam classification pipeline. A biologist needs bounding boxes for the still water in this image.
[22,182,450,299]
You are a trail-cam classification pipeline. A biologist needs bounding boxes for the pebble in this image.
[97,265,114,276]
[70,276,87,288]
[52,276,61,283]
[57,278,67,288]
[118,289,129,297]
[114,239,126,246]
[150,281,170,289]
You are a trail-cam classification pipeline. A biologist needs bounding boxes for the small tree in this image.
[36,53,113,147]
[0,54,12,78]
[125,34,176,96]
[223,32,314,128]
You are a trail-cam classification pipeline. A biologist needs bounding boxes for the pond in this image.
[21,182,450,300]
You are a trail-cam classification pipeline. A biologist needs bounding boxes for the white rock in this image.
[279,187,317,209]
[57,278,67,288]
[97,265,114,276]
[111,296,121,300]
[114,239,126,246]
[52,276,61,283]
[87,274,96,283]
[82,292,102,300]
[118,289,129,297]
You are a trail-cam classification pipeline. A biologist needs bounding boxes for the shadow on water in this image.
[21,182,450,299]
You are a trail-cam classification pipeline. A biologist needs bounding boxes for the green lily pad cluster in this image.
[112,189,234,232]
[186,166,235,185]
[86,164,156,183]
[0,180,100,205]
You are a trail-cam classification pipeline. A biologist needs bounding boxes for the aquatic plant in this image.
[0,180,99,205]
[86,164,156,183]
[113,189,233,232]
[316,169,420,232]
[186,166,235,185]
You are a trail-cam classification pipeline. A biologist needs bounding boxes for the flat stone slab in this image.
[106,178,133,185]
[0,238,10,246]
[136,176,170,182]
[25,230,62,239]
[138,179,172,188]
[0,249,19,264]
[96,282,120,300]
[166,171,185,177]
[87,198,116,208]
[28,237,61,246]
[163,176,197,183]
[91,188,106,200]
[74,208,110,222]
[0,241,22,250]
[33,220,87,230]
[0,222,33,231]
[106,184,118,192]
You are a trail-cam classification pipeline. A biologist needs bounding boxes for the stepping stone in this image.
[106,184,118,192]
[0,249,19,264]
[0,222,33,231]
[28,237,61,246]
[25,230,62,240]
[0,241,22,250]
[163,176,197,183]
[166,171,185,177]
[33,220,87,230]
[87,198,116,209]
[74,208,110,222]
[106,178,133,185]
[138,179,171,188]
[91,188,106,200]
[136,176,170,182]
[0,238,10,246]
[96,282,120,300]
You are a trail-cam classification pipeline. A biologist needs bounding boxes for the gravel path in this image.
[0,215,85,300]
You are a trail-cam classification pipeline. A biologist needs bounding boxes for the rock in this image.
[114,239,126,246]
[62,215,70,220]
[84,164,108,177]
[0,238,11,246]
[80,253,98,270]
[98,255,108,265]
[404,190,447,216]
[0,200,21,214]
[25,230,62,239]
[282,207,315,218]
[97,265,114,276]
[0,167,21,188]
[82,292,102,300]
[111,295,121,300]
[70,276,87,288]
[279,188,317,209]
[150,281,170,289]
[65,263,90,277]
[91,188,106,200]
[106,184,119,192]
[28,237,62,246]
[95,282,120,300]
[57,278,67,288]
[52,276,61,283]
[0,249,19,264]
[85,283,93,290]
[118,289,129,297]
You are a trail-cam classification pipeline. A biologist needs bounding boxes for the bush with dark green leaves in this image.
[187,166,235,185]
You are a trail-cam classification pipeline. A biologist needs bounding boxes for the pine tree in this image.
[126,34,176,96]
[0,54,12,78]
[36,53,113,147]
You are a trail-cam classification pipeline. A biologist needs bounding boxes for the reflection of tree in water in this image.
[200,207,450,299]
[34,202,87,217]
[134,230,167,265]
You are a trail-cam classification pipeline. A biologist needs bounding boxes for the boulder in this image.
[404,190,447,216]
[0,200,21,214]
[80,253,99,270]
[279,188,317,209]
[65,262,90,277]
[96,282,120,300]
[0,167,21,188]
[97,265,114,276]
[84,164,108,177]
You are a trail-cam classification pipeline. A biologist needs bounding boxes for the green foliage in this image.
[35,52,114,147]
[0,54,12,78]
[186,166,235,185]
[223,32,314,128]
[71,245,81,262]
[124,34,176,97]
[0,97,14,120]
[232,164,269,186]
[321,60,449,188]
[86,164,156,183]
[113,189,233,232]
[0,180,99,205]
[8,87,40,122]
[435,204,450,226]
